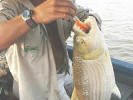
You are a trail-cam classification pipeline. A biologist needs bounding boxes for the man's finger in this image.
[55,7,76,16]
[53,0,77,11]
[54,12,71,20]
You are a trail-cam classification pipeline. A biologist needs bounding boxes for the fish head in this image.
[73,16,105,60]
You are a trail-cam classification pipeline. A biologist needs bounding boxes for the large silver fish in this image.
[71,16,121,100]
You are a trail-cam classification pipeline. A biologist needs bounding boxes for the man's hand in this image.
[32,0,77,24]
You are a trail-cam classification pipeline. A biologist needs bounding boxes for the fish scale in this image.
[73,55,112,100]
[71,16,121,100]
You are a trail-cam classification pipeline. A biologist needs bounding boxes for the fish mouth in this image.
[75,20,91,33]
[73,19,91,36]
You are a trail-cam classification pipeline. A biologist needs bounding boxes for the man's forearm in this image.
[0,0,77,51]
[0,16,30,51]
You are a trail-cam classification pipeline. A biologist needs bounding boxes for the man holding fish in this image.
[0,0,119,100]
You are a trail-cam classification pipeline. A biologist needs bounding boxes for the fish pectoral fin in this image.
[111,85,121,100]
[71,87,79,100]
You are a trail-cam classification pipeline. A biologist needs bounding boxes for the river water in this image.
[67,0,133,63]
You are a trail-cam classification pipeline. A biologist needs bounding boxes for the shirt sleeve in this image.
[0,0,19,23]
[62,19,73,40]
[0,0,19,53]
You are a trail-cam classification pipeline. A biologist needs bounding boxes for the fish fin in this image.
[71,87,79,100]
[111,85,121,100]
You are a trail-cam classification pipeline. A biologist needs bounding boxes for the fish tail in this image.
[71,87,79,100]
[111,85,121,100]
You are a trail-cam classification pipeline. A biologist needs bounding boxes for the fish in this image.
[71,16,121,100]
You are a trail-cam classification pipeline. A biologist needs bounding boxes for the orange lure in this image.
[74,16,91,33]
